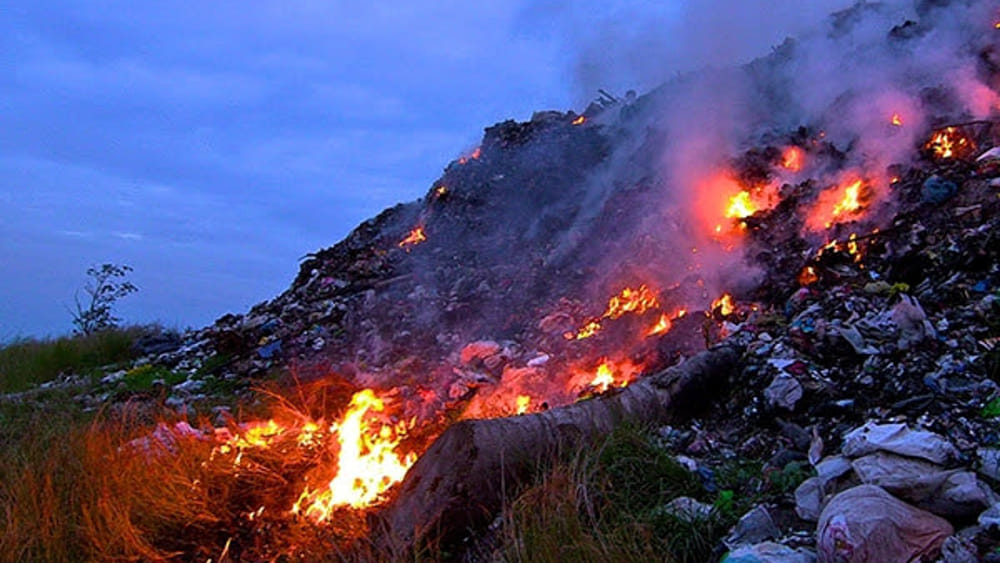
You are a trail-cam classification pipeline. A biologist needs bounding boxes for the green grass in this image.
[120,364,188,392]
[0,327,146,394]
[499,425,744,563]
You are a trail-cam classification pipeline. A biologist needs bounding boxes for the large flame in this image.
[725,192,758,220]
[293,389,417,521]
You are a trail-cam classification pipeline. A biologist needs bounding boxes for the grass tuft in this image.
[0,327,147,393]
[499,425,738,563]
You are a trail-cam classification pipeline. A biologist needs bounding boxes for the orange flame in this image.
[647,314,673,336]
[589,362,616,393]
[605,285,659,319]
[725,192,757,220]
[578,359,643,394]
[891,113,903,126]
[925,127,975,160]
[646,309,687,337]
[571,285,660,340]
[781,146,805,172]
[807,178,865,230]
[399,227,426,249]
[293,389,417,520]
[572,115,586,125]
[515,395,531,415]
[434,186,448,198]
[711,293,735,316]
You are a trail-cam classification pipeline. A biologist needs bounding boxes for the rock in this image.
[979,448,1000,482]
[921,175,958,205]
[940,534,979,563]
[980,503,1000,530]
[725,505,781,548]
[722,541,816,563]
[841,422,958,464]
[764,373,803,410]
[817,485,952,563]
[852,452,995,518]
[795,477,824,522]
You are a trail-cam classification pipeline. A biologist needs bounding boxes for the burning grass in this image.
[0,381,428,562]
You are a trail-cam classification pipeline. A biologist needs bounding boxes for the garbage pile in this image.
[9,1,1000,559]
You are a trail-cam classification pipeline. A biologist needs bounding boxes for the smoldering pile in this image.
[17,1,1000,560]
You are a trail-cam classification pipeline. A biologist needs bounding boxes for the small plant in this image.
[71,263,138,336]
[982,397,1000,418]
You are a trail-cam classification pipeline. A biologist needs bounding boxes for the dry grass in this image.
[0,388,434,562]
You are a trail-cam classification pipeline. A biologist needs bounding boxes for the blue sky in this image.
[0,1,851,339]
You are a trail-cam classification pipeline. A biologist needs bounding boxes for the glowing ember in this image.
[847,233,861,262]
[434,186,448,198]
[925,127,975,160]
[891,113,903,126]
[711,293,735,316]
[515,395,531,415]
[458,147,482,165]
[293,389,417,520]
[398,227,426,249]
[572,115,586,125]
[781,146,805,172]
[798,266,819,286]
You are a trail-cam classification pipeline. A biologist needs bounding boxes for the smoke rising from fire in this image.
[548,0,1000,307]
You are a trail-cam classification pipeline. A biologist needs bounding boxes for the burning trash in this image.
[781,146,805,172]
[398,226,427,249]
[806,178,867,231]
[925,126,976,160]
[569,284,660,340]
[458,147,482,165]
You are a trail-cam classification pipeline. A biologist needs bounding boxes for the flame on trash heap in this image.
[398,226,427,249]
[925,126,976,160]
[153,113,988,544]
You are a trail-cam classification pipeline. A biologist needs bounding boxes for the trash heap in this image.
[7,1,1000,560]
